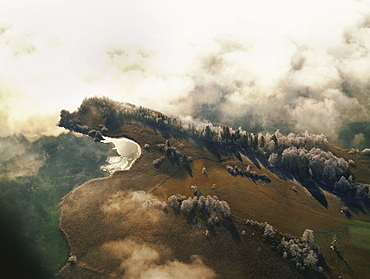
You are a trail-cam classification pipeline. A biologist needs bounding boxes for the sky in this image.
[1,0,370,146]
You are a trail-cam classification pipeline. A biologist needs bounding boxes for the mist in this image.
[1,0,370,147]
[102,239,215,279]
[99,190,216,279]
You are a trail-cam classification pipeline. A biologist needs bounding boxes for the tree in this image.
[180,154,188,166]
[58,109,71,127]
[223,126,231,141]
[94,131,104,141]
[180,197,194,213]
[168,195,182,210]
[271,134,278,149]
[334,176,351,193]
[259,134,265,148]
[253,134,259,150]
[302,229,314,243]
[264,223,276,238]
[303,250,318,269]
[204,125,212,142]
[241,135,249,149]
[268,153,280,167]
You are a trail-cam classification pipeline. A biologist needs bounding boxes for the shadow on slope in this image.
[300,181,329,209]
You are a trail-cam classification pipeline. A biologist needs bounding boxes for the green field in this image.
[348,220,370,251]
[0,133,115,279]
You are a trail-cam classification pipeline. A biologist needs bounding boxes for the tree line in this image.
[58,96,370,201]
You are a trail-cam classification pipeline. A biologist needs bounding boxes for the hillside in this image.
[56,97,370,279]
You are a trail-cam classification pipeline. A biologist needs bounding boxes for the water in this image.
[101,137,142,173]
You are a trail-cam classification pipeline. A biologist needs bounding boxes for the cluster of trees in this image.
[60,97,370,201]
[268,146,370,200]
[84,96,184,131]
[262,130,328,154]
[268,147,348,182]
[164,140,181,161]
[59,96,185,139]
[186,125,328,155]
[60,97,272,150]
[226,164,271,183]
[59,109,104,141]
[279,229,323,272]
[188,123,263,150]
[152,140,192,169]
[334,176,370,200]
[168,193,231,226]
[60,97,330,154]
[243,219,324,273]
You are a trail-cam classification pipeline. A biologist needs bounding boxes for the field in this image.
[150,139,370,279]
[53,117,370,278]
[348,220,370,252]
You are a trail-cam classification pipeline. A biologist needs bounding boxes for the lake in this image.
[101,137,142,173]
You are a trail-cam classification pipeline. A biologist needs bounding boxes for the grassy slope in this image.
[151,139,366,279]
[56,135,304,278]
[56,104,370,279]
[329,144,370,186]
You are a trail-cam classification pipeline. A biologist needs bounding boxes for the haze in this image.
[1,0,370,146]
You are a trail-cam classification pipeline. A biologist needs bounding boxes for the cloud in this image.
[0,135,45,179]
[0,80,63,139]
[102,238,216,279]
[0,0,370,146]
[99,189,215,278]
[101,190,167,223]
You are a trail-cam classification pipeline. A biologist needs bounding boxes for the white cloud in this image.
[0,0,370,142]
[102,238,215,279]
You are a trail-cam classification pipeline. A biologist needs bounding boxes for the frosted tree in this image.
[181,197,194,213]
[264,223,276,238]
[219,200,231,218]
[268,153,280,167]
[302,229,314,243]
[334,176,351,193]
[168,195,183,210]
[303,250,318,269]
[197,195,206,212]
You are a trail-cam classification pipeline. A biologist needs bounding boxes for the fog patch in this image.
[100,191,215,278]
[101,190,167,223]
[0,80,64,140]
[0,135,45,180]
[102,238,215,279]
[100,137,141,173]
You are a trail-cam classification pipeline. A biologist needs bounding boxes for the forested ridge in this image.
[59,96,370,203]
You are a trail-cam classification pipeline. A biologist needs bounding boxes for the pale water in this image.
[101,137,142,173]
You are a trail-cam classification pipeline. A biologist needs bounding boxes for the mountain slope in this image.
[56,97,370,279]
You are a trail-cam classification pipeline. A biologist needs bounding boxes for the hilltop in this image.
[56,97,370,279]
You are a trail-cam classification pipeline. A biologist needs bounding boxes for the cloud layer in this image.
[1,0,370,145]
[102,239,215,279]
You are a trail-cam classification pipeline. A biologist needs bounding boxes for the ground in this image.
[55,101,370,278]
